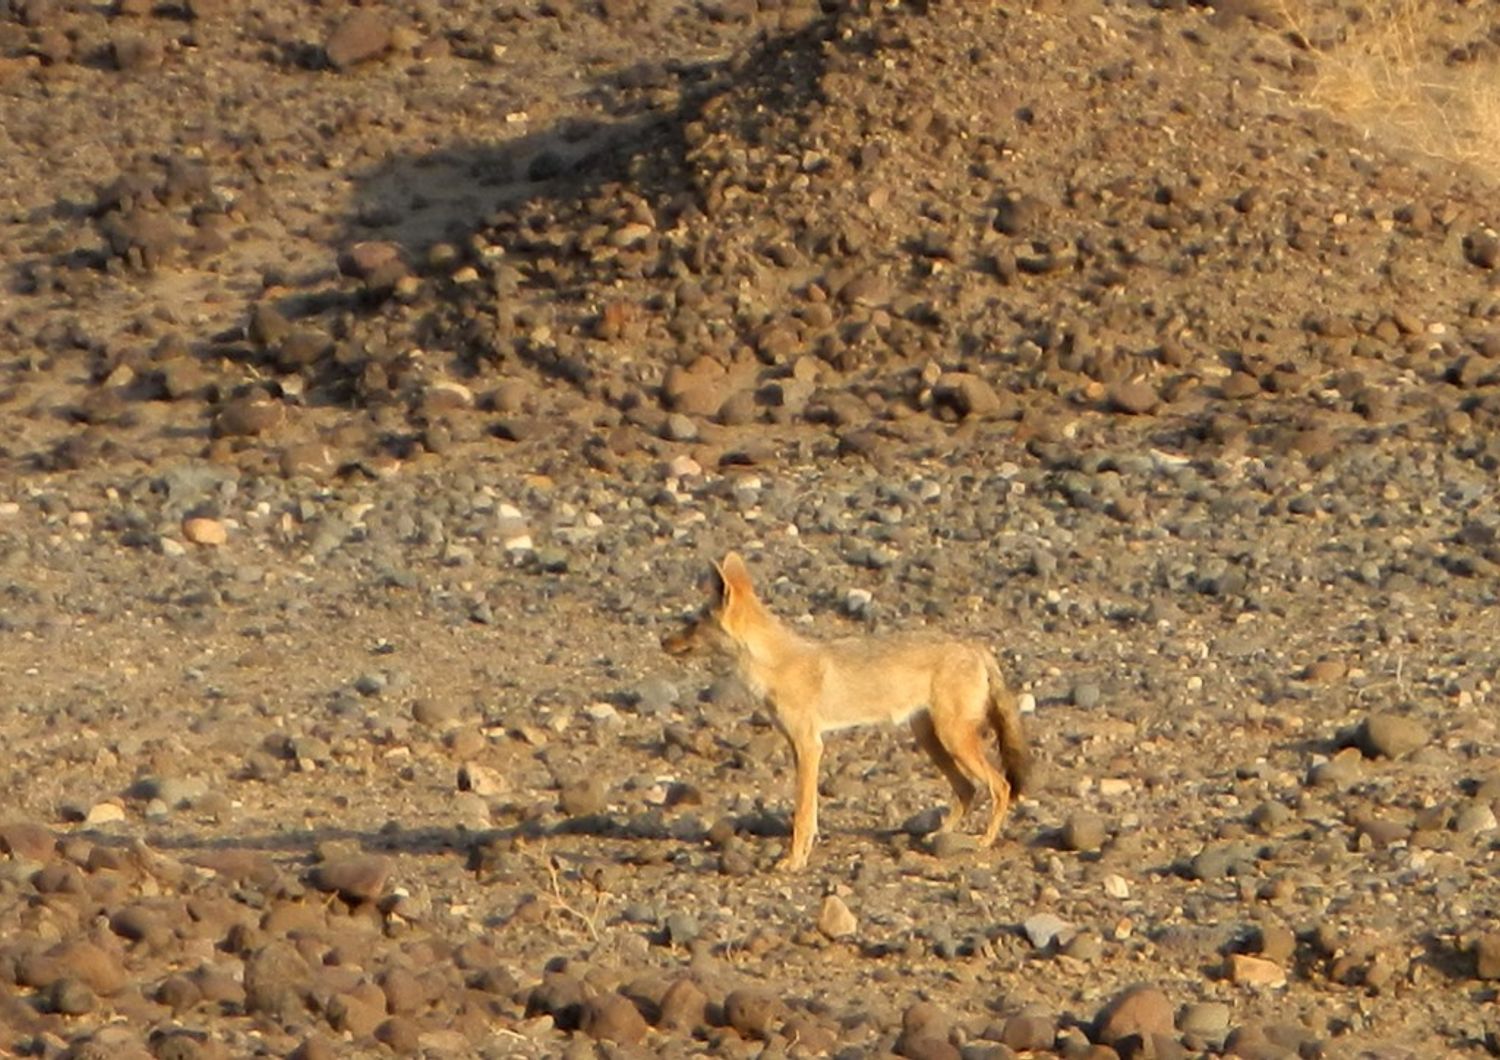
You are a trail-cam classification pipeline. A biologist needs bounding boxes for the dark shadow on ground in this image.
[251,5,863,409]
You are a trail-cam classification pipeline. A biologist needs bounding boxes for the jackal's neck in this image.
[732,600,807,669]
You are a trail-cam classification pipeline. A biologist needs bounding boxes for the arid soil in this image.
[3,0,1500,1057]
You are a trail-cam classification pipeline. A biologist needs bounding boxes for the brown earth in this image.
[2,0,1500,1056]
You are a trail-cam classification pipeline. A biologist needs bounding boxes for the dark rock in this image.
[326,11,391,68]
[580,992,649,1044]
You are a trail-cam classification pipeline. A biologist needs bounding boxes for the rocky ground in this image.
[3,0,1500,1056]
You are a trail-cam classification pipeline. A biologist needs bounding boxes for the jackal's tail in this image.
[985,654,1032,797]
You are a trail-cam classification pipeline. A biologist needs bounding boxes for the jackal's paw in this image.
[774,852,809,872]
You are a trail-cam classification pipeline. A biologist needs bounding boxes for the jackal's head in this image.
[660,552,755,657]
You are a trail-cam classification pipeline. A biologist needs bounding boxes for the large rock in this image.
[325,11,390,68]
[1356,712,1428,759]
[1095,985,1173,1047]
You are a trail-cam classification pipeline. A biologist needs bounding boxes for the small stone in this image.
[280,443,338,480]
[1356,713,1427,759]
[724,989,782,1040]
[45,977,95,1015]
[85,802,126,825]
[374,1016,421,1054]
[50,941,126,996]
[457,762,507,797]
[1473,933,1500,980]
[1300,657,1346,683]
[1071,682,1102,708]
[156,975,202,1013]
[1227,953,1287,988]
[817,895,857,940]
[326,10,390,68]
[1095,985,1173,1047]
[663,412,699,442]
[112,31,164,71]
[244,943,311,1021]
[632,675,679,715]
[656,977,708,1031]
[1177,1001,1230,1038]
[898,1002,958,1060]
[215,395,284,437]
[182,517,227,545]
[342,241,403,279]
[310,854,392,902]
[411,699,458,728]
[1023,913,1073,950]
[933,372,1006,419]
[1309,747,1362,787]
[526,971,587,1029]
[0,821,56,861]
[1062,813,1106,852]
[379,967,425,1015]
[1108,380,1159,415]
[1001,1014,1056,1052]
[580,993,649,1044]
[1062,932,1102,962]
[559,776,607,816]
[1455,801,1498,834]
[1464,229,1499,270]
[1254,922,1297,963]
[663,911,699,946]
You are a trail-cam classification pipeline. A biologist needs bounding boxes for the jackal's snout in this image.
[660,615,703,655]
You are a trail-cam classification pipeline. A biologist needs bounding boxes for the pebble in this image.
[1071,682,1102,708]
[723,988,782,1040]
[457,762,508,797]
[326,10,391,68]
[1228,953,1287,988]
[0,821,56,861]
[1108,380,1159,415]
[1308,748,1362,788]
[817,894,858,939]
[559,776,608,816]
[656,977,708,1031]
[1474,934,1500,980]
[1023,912,1074,950]
[85,802,126,825]
[632,675,679,714]
[580,992,649,1044]
[1177,1001,1230,1039]
[1095,985,1173,1046]
[1356,712,1428,758]
[1062,812,1107,852]
[45,977,95,1016]
[1001,1014,1056,1051]
[310,854,393,902]
[663,911,699,946]
[374,1016,421,1053]
[1454,801,1497,834]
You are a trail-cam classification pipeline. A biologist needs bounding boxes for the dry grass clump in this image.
[1280,0,1500,180]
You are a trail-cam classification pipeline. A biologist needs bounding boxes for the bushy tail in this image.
[985,655,1032,797]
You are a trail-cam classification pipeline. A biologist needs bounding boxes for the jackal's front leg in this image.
[776,730,822,871]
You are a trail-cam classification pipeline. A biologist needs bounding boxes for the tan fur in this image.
[663,552,1032,871]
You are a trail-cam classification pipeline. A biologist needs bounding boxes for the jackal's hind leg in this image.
[912,712,976,832]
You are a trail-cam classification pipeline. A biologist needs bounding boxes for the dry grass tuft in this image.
[1280,0,1500,179]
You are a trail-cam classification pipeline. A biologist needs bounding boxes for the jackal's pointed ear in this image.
[706,559,729,605]
[716,552,754,601]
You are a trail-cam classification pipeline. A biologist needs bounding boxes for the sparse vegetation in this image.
[1282,0,1500,179]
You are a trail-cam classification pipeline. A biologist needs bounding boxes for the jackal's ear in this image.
[716,552,754,600]
[706,560,728,605]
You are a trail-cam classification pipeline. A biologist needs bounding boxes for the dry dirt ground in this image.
[3,0,1500,1057]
